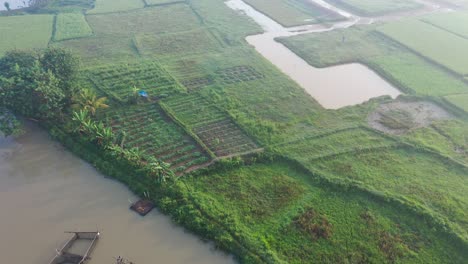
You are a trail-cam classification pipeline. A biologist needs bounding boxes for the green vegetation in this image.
[39,0,94,13]
[244,0,343,27]
[145,0,181,5]
[86,61,184,102]
[54,13,93,41]
[100,103,210,174]
[377,19,468,75]
[0,15,54,56]
[278,26,468,96]
[422,11,468,39]
[324,0,422,16]
[134,28,222,56]
[87,0,144,14]
[2,0,468,262]
[445,93,468,112]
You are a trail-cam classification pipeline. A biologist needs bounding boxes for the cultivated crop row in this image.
[102,103,210,174]
[162,94,260,157]
[87,61,184,102]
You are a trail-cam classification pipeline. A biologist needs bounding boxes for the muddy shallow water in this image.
[0,124,235,264]
[227,0,403,109]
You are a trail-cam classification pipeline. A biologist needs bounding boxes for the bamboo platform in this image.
[49,231,100,264]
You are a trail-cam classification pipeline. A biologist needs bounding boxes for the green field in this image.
[144,0,180,5]
[422,11,468,39]
[87,5,201,37]
[184,162,467,263]
[445,94,468,112]
[54,13,93,41]
[244,0,343,27]
[87,0,144,14]
[0,15,54,55]
[278,26,468,96]
[134,28,222,56]
[378,19,468,75]
[325,0,423,16]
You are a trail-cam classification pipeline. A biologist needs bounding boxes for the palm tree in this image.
[72,88,109,116]
[71,109,90,134]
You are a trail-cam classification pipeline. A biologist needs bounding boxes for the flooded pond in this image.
[0,124,235,264]
[227,0,402,109]
[0,0,30,11]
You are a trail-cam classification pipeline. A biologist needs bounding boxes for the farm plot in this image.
[377,19,468,76]
[278,128,397,162]
[87,0,144,14]
[161,59,214,91]
[445,93,468,112]
[87,61,184,102]
[0,15,54,56]
[310,147,468,240]
[134,28,222,56]
[324,0,422,16]
[87,4,201,37]
[54,13,93,41]
[216,66,264,84]
[162,94,260,157]
[102,104,210,174]
[421,11,468,39]
[244,0,343,27]
[52,35,138,65]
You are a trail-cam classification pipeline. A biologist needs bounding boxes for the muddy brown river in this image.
[0,124,235,264]
[226,0,403,109]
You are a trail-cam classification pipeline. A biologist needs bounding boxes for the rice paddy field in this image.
[1,0,468,262]
[422,11,468,38]
[243,0,344,27]
[0,15,54,55]
[54,13,93,41]
[324,0,423,16]
[377,19,468,76]
[87,0,144,14]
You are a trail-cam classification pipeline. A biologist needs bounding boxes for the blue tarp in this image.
[138,90,148,97]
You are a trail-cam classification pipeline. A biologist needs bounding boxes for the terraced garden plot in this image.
[87,5,201,37]
[161,59,214,91]
[52,35,138,65]
[278,128,397,162]
[0,15,54,56]
[54,13,93,41]
[103,104,210,174]
[216,65,264,84]
[87,0,144,14]
[162,94,260,157]
[445,93,468,112]
[244,0,343,27]
[324,0,422,16]
[422,12,468,39]
[377,19,468,76]
[134,28,222,56]
[87,61,184,102]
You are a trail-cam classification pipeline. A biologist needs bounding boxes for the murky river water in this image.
[0,124,235,264]
[226,0,402,109]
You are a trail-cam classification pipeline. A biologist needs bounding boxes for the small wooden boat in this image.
[49,231,100,264]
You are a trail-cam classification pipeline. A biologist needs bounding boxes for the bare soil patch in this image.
[368,100,452,135]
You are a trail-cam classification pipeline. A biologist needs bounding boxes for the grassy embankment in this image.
[243,0,344,27]
[2,0,468,262]
[323,0,423,16]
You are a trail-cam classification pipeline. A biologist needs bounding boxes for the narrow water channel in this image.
[226,0,402,109]
[0,123,235,264]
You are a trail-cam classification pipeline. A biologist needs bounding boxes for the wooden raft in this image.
[49,231,100,264]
